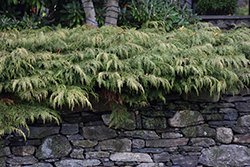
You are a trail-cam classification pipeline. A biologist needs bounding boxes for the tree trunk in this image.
[81,0,98,27]
[104,0,119,26]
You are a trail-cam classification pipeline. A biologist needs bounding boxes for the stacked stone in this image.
[1,88,250,166]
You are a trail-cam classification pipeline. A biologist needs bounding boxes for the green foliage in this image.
[196,0,238,15]
[235,5,249,15]
[118,0,200,31]
[1,22,250,136]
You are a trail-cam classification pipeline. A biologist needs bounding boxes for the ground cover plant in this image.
[1,22,250,137]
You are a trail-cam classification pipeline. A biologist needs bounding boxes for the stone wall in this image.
[2,89,250,167]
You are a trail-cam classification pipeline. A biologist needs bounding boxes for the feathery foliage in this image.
[1,22,250,135]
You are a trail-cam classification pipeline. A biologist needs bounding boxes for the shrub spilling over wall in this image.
[1,22,250,137]
[1,90,250,166]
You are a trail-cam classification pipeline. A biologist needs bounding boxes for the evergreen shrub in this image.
[1,22,250,137]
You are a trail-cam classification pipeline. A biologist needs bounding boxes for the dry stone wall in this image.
[2,88,250,167]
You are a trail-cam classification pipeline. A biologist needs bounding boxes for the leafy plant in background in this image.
[118,0,200,31]
[235,5,249,15]
[196,0,238,15]
[1,23,250,137]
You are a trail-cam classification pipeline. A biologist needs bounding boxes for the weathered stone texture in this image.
[0,147,11,157]
[223,96,250,102]
[146,138,189,148]
[99,138,131,152]
[235,102,250,112]
[168,110,204,127]
[237,115,250,126]
[232,126,250,133]
[216,127,233,144]
[71,140,98,148]
[6,156,38,165]
[153,152,170,162]
[199,145,250,167]
[60,123,79,135]
[132,139,145,149]
[182,125,216,137]
[171,155,198,167]
[124,130,160,140]
[133,148,164,153]
[22,163,53,167]
[70,148,85,159]
[54,159,101,167]
[110,153,153,162]
[137,163,165,167]
[191,138,215,147]
[85,151,110,159]
[82,125,117,140]
[36,135,72,159]
[28,126,60,139]
[142,117,167,129]
[234,133,250,143]
[11,146,36,156]
[162,132,183,139]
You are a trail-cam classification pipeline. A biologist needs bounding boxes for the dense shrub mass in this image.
[1,22,250,137]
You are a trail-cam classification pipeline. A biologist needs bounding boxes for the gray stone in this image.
[205,114,224,121]
[67,134,84,141]
[54,159,101,167]
[142,117,167,129]
[99,138,131,152]
[224,112,238,120]
[178,146,203,152]
[235,102,250,112]
[61,123,79,135]
[216,127,233,144]
[22,163,53,167]
[137,163,165,167]
[133,148,164,153]
[71,140,98,148]
[162,132,183,139]
[28,126,60,139]
[199,145,250,167]
[146,138,189,148]
[234,133,250,143]
[223,96,250,102]
[110,153,153,162]
[82,125,117,140]
[171,155,198,167]
[0,147,11,157]
[240,88,250,96]
[11,146,36,156]
[208,121,237,127]
[191,138,215,147]
[36,135,72,159]
[183,90,220,102]
[237,115,250,126]
[168,110,204,127]
[140,109,172,117]
[102,161,114,166]
[6,156,38,165]
[219,108,237,113]
[85,151,110,159]
[70,148,85,159]
[200,103,235,108]
[232,126,250,133]
[181,125,216,138]
[153,152,170,162]
[102,113,136,130]
[0,140,10,147]
[0,157,6,167]
[132,139,145,149]
[124,130,160,140]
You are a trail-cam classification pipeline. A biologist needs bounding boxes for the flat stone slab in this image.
[168,110,204,127]
[199,145,250,166]
[28,126,60,139]
[85,151,110,159]
[137,163,165,167]
[146,138,189,147]
[61,123,79,135]
[11,146,36,156]
[22,163,53,167]
[235,102,250,112]
[99,138,131,152]
[182,125,215,138]
[234,133,250,143]
[6,156,38,165]
[171,155,198,167]
[71,140,98,148]
[237,115,250,126]
[153,152,170,162]
[110,153,153,162]
[54,159,101,167]
[124,130,160,140]
[190,138,215,147]
[82,125,117,140]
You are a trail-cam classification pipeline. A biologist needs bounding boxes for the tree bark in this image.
[81,0,98,27]
[104,0,119,26]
